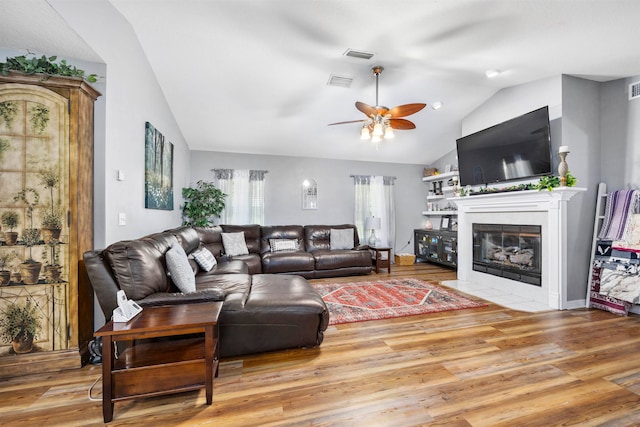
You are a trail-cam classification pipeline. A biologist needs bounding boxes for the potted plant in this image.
[0,250,16,285]
[14,188,41,284]
[181,180,227,227]
[1,211,20,245]
[39,167,63,243]
[0,298,41,354]
[42,240,62,283]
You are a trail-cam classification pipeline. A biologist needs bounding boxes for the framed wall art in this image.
[144,122,174,210]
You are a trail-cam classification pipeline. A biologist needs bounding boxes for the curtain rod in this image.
[349,175,397,179]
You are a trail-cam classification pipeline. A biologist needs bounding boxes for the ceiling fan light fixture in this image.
[371,134,382,144]
[372,122,384,136]
[360,125,371,140]
[384,125,394,139]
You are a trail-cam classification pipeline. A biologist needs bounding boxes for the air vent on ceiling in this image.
[629,81,640,100]
[343,48,374,60]
[327,74,354,88]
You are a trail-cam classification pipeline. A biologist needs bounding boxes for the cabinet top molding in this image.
[0,71,101,100]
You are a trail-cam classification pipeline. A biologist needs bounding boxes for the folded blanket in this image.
[599,190,639,240]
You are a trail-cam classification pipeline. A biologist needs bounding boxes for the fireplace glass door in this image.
[472,224,541,286]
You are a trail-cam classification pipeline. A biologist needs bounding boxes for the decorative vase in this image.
[19,262,42,285]
[12,333,34,354]
[41,228,61,244]
[0,271,10,286]
[44,265,62,283]
[425,220,433,230]
[3,231,18,246]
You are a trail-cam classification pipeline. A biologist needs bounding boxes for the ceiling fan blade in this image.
[328,119,366,126]
[389,118,416,130]
[388,103,427,118]
[355,101,377,117]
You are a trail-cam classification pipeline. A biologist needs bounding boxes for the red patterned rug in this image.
[312,278,487,325]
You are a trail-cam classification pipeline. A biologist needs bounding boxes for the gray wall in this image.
[189,151,428,254]
[601,75,640,189]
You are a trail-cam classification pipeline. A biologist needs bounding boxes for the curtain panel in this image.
[352,175,396,250]
[212,169,268,224]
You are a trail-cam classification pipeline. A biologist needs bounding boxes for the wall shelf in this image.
[421,211,458,216]
[422,171,458,183]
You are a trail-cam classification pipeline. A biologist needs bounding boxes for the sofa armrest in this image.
[355,244,370,251]
[137,288,225,307]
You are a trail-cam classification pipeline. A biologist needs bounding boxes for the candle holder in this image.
[558,150,570,187]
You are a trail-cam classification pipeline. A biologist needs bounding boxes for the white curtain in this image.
[353,175,396,249]
[213,169,267,224]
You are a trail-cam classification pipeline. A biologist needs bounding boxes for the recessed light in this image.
[431,101,443,110]
[485,69,501,78]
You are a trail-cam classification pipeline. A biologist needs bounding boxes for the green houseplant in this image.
[1,211,20,245]
[0,53,98,83]
[14,188,42,284]
[39,167,63,243]
[181,180,227,227]
[0,298,41,354]
[0,250,16,285]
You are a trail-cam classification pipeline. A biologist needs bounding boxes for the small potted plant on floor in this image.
[0,250,16,285]
[0,298,41,354]
[1,211,20,246]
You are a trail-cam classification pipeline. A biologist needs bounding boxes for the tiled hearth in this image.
[448,187,585,310]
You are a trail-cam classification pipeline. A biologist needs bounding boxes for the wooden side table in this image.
[94,301,223,423]
[370,246,391,274]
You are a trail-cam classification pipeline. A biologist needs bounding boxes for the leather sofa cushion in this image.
[261,251,315,274]
[228,253,262,275]
[305,224,361,252]
[194,226,224,259]
[260,225,305,253]
[169,226,201,254]
[312,249,372,270]
[104,239,171,300]
[221,224,261,254]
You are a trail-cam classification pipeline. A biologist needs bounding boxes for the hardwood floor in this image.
[3,264,640,426]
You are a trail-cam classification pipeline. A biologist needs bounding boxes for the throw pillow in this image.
[270,238,299,252]
[165,244,196,293]
[222,232,249,256]
[192,247,217,272]
[330,228,354,250]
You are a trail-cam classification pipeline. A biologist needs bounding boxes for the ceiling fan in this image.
[329,65,426,146]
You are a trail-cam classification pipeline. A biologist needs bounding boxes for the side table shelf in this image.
[94,302,223,423]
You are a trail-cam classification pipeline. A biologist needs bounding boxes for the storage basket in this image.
[423,167,438,177]
[394,253,416,265]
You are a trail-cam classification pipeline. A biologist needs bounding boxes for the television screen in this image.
[456,106,552,186]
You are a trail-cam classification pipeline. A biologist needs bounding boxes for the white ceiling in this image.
[4,0,640,164]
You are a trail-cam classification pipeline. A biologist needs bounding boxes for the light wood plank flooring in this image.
[3,263,640,426]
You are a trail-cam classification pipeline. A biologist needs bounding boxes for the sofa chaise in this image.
[84,224,370,357]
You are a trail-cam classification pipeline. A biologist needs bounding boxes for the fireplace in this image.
[472,224,541,286]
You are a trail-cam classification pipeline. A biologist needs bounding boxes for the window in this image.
[352,175,396,248]
[213,169,267,224]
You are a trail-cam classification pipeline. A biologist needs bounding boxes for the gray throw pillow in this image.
[166,244,196,293]
[222,232,250,256]
[269,238,299,252]
[192,247,217,271]
[330,228,354,250]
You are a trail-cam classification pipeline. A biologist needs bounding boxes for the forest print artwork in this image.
[144,122,174,210]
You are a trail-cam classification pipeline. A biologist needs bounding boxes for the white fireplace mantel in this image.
[452,187,586,309]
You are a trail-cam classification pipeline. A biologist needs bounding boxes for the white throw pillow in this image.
[192,247,217,272]
[330,228,354,250]
[166,244,196,293]
[222,232,250,256]
[270,238,299,252]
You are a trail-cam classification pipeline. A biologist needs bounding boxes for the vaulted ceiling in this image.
[3,0,640,164]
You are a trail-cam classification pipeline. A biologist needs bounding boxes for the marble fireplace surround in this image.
[451,188,585,310]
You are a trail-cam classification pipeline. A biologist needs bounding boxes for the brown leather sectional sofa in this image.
[84,224,371,357]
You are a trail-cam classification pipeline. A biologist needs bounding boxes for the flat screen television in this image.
[456,106,552,186]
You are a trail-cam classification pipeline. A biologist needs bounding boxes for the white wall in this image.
[50,0,190,248]
[189,151,428,254]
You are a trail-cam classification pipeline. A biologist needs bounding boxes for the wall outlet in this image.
[118,213,126,226]
[117,170,125,181]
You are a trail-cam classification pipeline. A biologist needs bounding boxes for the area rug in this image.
[312,278,488,325]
